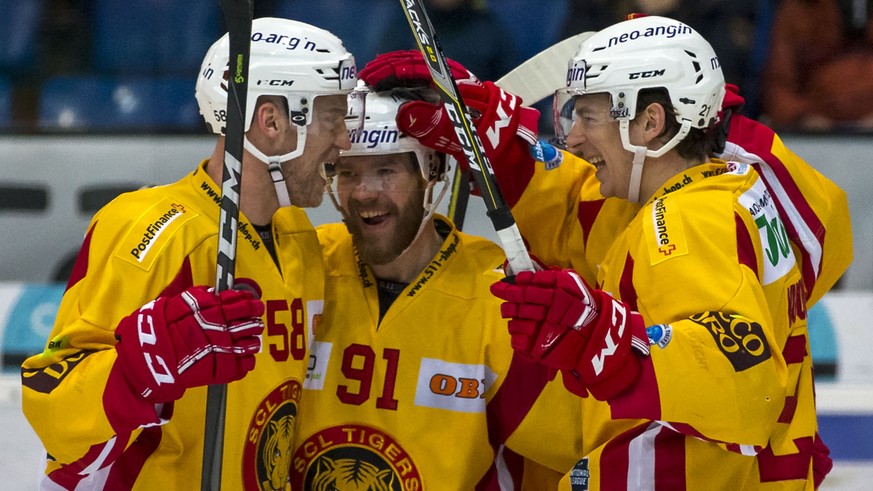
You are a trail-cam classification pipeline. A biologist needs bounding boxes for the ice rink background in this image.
[2,376,873,489]
[1,129,872,491]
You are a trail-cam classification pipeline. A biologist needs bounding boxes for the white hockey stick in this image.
[497,31,593,107]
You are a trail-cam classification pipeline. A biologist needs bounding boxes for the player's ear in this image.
[641,102,668,145]
[251,96,284,135]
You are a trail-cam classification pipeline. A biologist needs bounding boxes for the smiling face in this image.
[284,94,352,207]
[334,152,427,265]
[565,93,643,200]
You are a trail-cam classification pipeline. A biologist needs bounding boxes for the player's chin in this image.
[296,191,325,208]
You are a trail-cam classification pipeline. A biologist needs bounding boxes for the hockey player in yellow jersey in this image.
[360,16,851,488]
[357,45,851,309]
[489,16,833,489]
[290,88,578,489]
[20,18,357,490]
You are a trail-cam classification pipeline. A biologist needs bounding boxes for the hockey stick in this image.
[445,31,593,231]
[202,0,252,489]
[446,158,469,229]
[398,0,533,272]
[496,31,593,106]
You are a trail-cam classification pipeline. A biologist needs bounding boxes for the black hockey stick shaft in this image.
[397,0,533,272]
[447,159,469,230]
[203,1,252,489]
[445,31,594,231]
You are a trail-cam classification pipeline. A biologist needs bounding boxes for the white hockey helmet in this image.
[343,89,444,182]
[324,88,449,220]
[554,15,725,201]
[195,17,357,207]
[196,17,357,134]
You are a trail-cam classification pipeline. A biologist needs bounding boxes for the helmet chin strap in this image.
[388,176,450,264]
[242,124,308,208]
[618,119,692,203]
[627,145,647,204]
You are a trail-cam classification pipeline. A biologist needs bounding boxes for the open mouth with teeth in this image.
[588,156,605,169]
[359,209,390,226]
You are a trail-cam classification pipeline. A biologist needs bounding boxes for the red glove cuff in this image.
[574,290,649,401]
[104,359,163,432]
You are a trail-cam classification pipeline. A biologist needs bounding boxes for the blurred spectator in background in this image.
[376,0,515,81]
[559,0,617,37]
[39,0,90,77]
[761,0,873,131]
[560,0,760,115]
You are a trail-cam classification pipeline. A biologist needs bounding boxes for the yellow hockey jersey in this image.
[291,217,573,490]
[554,162,818,489]
[21,162,322,490]
[509,117,852,307]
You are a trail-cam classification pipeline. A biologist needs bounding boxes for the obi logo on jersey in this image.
[414,358,496,413]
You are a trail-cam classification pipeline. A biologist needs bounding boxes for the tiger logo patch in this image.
[291,424,423,490]
[242,380,302,490]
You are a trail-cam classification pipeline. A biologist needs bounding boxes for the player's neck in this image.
[206,140,280,226]
[369,220,442,284]
[639,153,705,203]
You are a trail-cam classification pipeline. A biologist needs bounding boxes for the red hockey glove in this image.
[491,269,650,401]
[114,286,265,404]
[396,81,540,206]
[358,49,477,92]
[360,50,539,205]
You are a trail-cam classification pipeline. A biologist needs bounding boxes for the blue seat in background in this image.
[275,0,393,66]
[0,0,46,73]
[92,0,221,76]
[491,0,569,68]
[0,77,12,128]
[38,76,201,131]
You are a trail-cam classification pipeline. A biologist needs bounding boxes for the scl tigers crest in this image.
[242,380,302,490]
[291,424,423,490]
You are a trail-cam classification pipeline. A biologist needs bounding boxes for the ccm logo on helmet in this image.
[629,69,665,79]
[256,79,294,87]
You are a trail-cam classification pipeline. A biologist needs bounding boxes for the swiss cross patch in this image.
[690,311,772,371]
